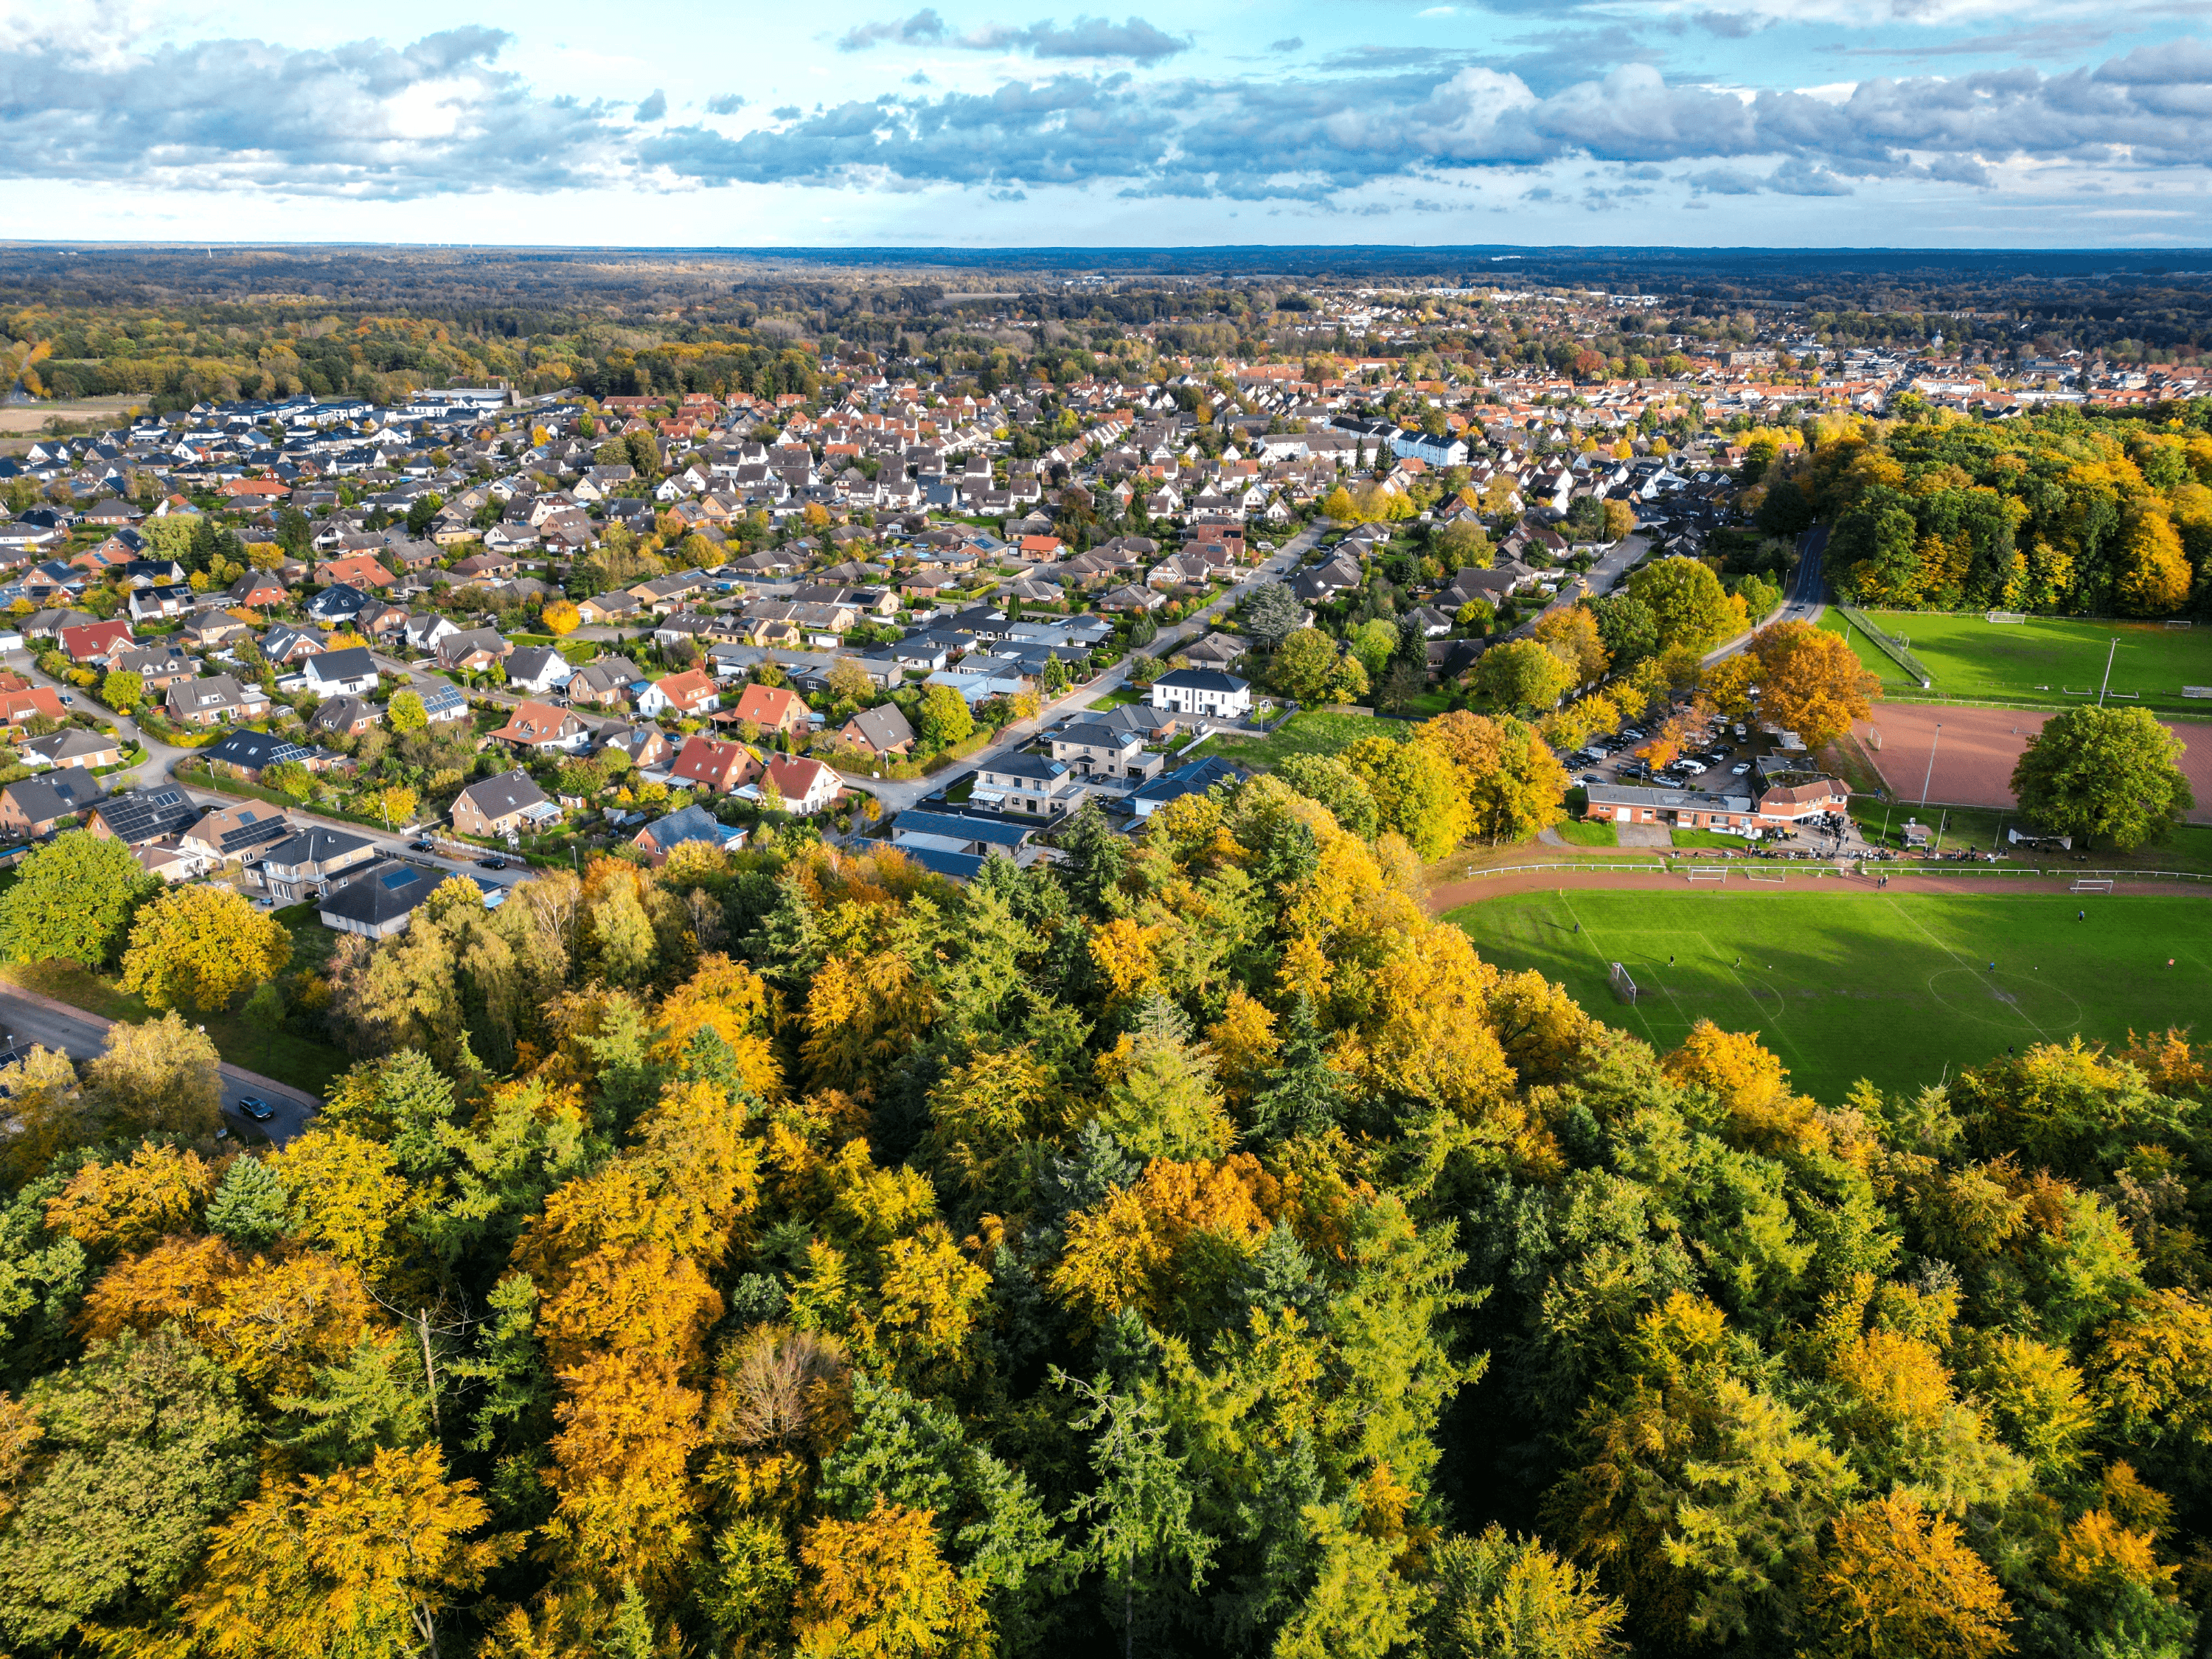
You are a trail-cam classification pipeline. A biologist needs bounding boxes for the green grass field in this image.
[1201,710,1408,769]
[1448,888,2212,1100]
[1820,611,2212,713]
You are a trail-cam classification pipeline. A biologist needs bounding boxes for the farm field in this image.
[1818,609,2212,713]
[1448,888,2212,1101]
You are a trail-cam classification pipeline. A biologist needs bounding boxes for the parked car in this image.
[476,856,507,870]
[235,1096,275,1122]
[1732,762,1752,775]
[408,839,435,852]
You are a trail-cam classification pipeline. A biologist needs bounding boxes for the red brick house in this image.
[731,683,810,736]
[669,733,762,794]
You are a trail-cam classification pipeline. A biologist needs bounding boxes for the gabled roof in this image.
[90,785,196,845]
[2,765,103,823]
[455,768,552,820]
[263,824,375,867]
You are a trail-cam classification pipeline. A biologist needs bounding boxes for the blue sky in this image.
[0,1,2206,246]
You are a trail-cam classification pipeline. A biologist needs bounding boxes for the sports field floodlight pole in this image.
[1919,722,1941,807]
[2097,636,2118,706]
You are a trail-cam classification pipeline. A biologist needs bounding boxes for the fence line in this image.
[1837,606,1935,688]
[1444,860,2212,886]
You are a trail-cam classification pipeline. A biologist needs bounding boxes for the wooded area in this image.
[1,745,2206,1657]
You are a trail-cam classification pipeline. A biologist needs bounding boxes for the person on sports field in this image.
[2079,910,2085,922]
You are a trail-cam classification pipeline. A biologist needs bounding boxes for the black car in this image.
[476,856,507,870]
[408,839,435,852]
[235,1096,276,1122]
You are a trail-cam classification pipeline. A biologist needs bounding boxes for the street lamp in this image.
[1919,722,1941,807]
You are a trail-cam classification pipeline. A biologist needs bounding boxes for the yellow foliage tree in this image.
[542,598,582,636]
[119,885,291,1013]
[178,1444,507,1659]
[268,1129,410,1280]
[793,1499,982,1659]
[1662,1020,1828,1158]
[44,1143,215,1254]
[1806,1490,2012,1659]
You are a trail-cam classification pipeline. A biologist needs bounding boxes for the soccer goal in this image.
[1609,962,1638,1005]
[1748,869,1787,884]
[1986,611,2028,624]
[2166,619,2195,630]
[2070,878,2114,894]
[1686,867,1727,884]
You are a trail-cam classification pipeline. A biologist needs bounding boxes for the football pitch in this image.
[1819,611,2212,714]
[1447,889,2212,1101]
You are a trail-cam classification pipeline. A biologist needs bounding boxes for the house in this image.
[201,728,327,784]
[0,685,67,728]
[837,703,917,760]
[636,669,720,719]
[225,568,288,610]
[184,612,254,652]
[180,801,295,868]
[436,628,510,674]
[505,647,574,695]
[416,683,470,725]
[310,695,380,738]
[630,802,749,866]
[1131,756,1248,818]
[759,754,841,815]
[731,682,811,736]
[58,619,134,665]
[127,585,194,624]
[108,642,198,691]
[401,613,459,653]
[1150,667,1251,721]
[166,673,271,726]
[490,700,595,754]
[971,752,1086,818]
[451,770,560,839]
[577,591,644,626]
[566,657,646,707]
[260,623,326,666]
[890,807,1035,878]
[306,583,371,625]
[313,554,395,590]
[88,785,198,846]
[0,767,102,836]
[319,859,443,939]
[602,725,671,770]
[303,647,380,698]
[20,728,122,771]
[257,826,380,901]
[1050,721,1161,782]
[669,733,762,794]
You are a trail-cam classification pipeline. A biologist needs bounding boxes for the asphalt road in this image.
[0,987,319,1144]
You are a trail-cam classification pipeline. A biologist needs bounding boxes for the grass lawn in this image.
[1819,611,2212,714]
[1671,829,1750,849]
[1203,710,1405,770]
[1087,688,1143,712]
[1555,819,1618,847]
[1448,889,2212,1101]
[0,959,350,1098]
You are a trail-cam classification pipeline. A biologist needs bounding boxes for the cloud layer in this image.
[0,11,2205,211]
[0,17,617,198]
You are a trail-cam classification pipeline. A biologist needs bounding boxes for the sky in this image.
[0,0,2207,248]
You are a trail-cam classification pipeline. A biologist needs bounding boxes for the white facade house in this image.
[1150,667,1251,721]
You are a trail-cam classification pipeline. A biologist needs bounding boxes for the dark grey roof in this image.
[264,825,375,867]
[2,766,103,824]
[456,769,551,819]
[307,646,376,681]
[317,859,438,928]
[1153,667,1247,692]
[89,785,196,845]
[1133,756,1246,810]
[194,805,293,856]
[204,729,316,771]
[891,808,1033,849]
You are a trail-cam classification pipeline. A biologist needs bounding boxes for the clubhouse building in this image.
[1583,773,1848,835]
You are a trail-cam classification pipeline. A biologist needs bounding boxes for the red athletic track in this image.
[1854,703,2212,826]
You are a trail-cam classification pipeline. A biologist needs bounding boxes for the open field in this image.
[1854,701,2212,826]
[1819,610,2212,713]
[0,396,140,436]
[1448,888,2212,1100]
[1200,709,1406,769]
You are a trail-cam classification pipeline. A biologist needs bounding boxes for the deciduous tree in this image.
[2011,705,2194,852]
[120,886,291,1013]
[0,832,156,969]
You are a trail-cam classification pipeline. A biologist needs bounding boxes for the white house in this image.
[1150,667,1251,721]
[302,647,380,698]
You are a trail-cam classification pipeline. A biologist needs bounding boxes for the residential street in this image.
[841,529,1318,815]
[0,986,319,1144]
